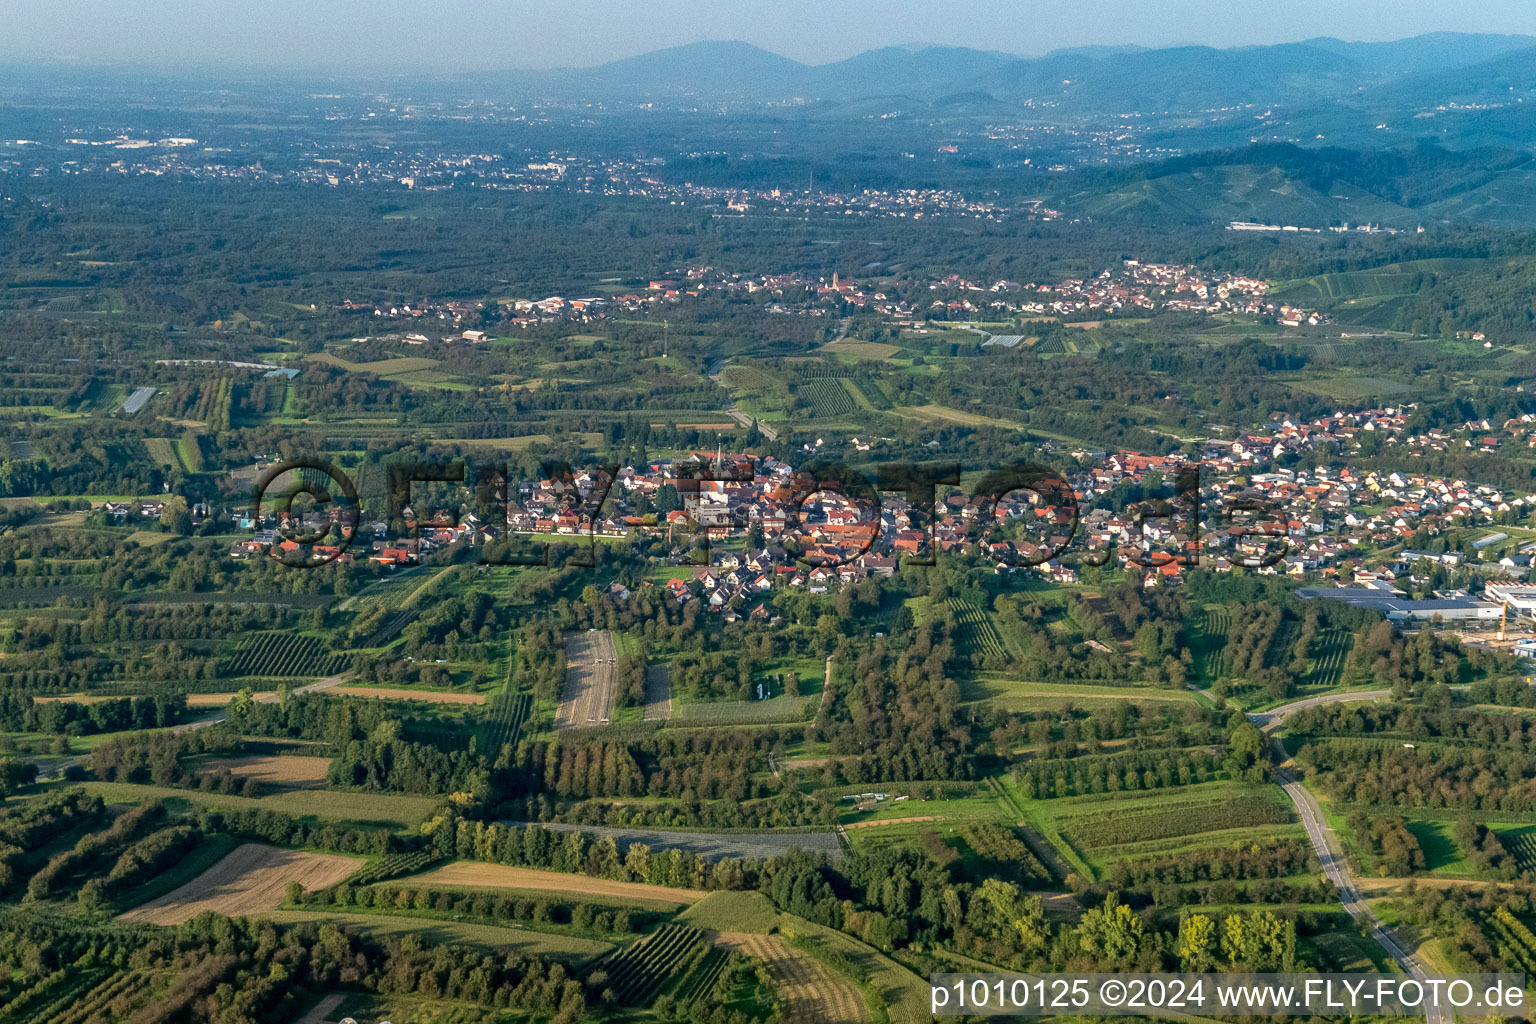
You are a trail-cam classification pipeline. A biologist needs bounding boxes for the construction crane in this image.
[1500,600,1509,641]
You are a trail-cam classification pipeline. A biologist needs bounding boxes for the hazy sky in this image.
[6,0,1536,71]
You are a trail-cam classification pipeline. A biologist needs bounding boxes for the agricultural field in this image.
[847,377,893,410]
[261,909,614,960]
[717,933,872,1024]
[349,851,440,885]
[720,365,782,392]
[644,662,673,721]
[1012,780,1303,878]
[821,339,901,361]
[673,695,813,725]
[1483,907,1536,973]
[359,608,416,646]
[1503,826,1536,874]
[196,754,332,788]
[221,632,348,678]
[9,54,1536,1024]
[307,353,445,376]
[1054,789,1294,852]
[82,781,440,829]
[1286,375,1416,401]
[119,843,362,925]
[1402,819,1480,876]
[891,404,1022,429]
[949,591,1016,663]
[143,437,179,471]
[1270,260,1480,303]
[521,822,844,862]
[962,677,1199,711]
[397,862,704,905]
[672,946,732,1007]
[596,924,707,1004]
[1196,605,1231,683]
[677,891,788,934]
[796,377,857,418]
[1301,629,1353,690]
[479,691,532,750]
[556,630,619,729]
[189,691,278,706]
[6,966,170,1024]
[327,685,486,704]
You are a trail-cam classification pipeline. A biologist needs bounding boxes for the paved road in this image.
[37,670,353,781]
[1252,687,1445,1024]
[1277,749,1446,1024]
[1247,689,1392,731]
[555,630,618,729]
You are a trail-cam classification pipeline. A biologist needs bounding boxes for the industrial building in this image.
[1296,587,1503,624]
[1484,583,1536,622]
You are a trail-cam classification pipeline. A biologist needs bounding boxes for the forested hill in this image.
[1042,143,1536,229]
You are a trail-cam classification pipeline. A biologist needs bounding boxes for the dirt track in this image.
[401,862,702,904]
[295,993,346,1024]
[556,630,618,729]
[119,843,362,925]
[717,932,870,1024]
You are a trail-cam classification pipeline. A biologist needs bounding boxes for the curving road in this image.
[1247,688,1392,730]
[1246,687,1446,1024]
[36,670,352,781]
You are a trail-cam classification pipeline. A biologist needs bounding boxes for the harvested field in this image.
[400,862,702,905]
[119,843,362,925]
[556,630,619,729]
[516,821,844,862]
[717,932,871,1024]
[328,686,486,704]
[188,691,275,706]
[199,755,331,788]
[1041,892,1084,922]
[844,816,935,830]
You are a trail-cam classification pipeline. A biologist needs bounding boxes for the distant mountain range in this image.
[465,32,1536,230]
[490,33,1536,115]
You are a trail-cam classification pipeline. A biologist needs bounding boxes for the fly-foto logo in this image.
[246,455,1294,574]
